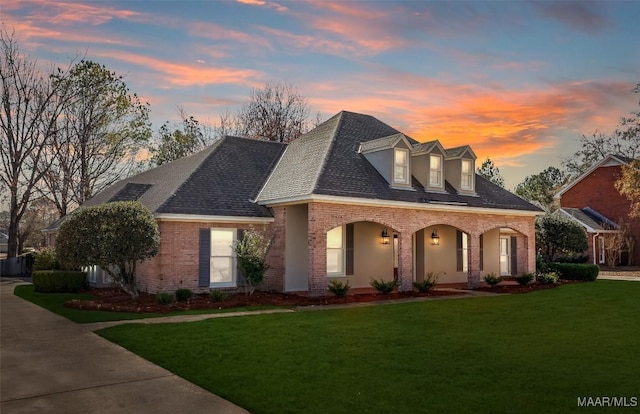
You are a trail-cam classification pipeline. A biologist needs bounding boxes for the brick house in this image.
[45,111,542,295]
[556,154,639,266]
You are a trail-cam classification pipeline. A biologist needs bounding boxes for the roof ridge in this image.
[310,111,345,194]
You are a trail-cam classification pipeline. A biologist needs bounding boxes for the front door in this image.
[499,236,511,276]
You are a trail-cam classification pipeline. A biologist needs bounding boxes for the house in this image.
[556,154,639,266]
[45,111,542,295]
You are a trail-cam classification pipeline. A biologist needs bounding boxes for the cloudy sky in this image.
[4,0,639,188]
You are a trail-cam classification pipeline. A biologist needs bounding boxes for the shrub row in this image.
[32,270,87,293]
[548,263,599,281]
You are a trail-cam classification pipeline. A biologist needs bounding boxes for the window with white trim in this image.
[210,228,237,287]
[430,154,442,187]
[394,148,409,185]
[461,159,473,190]
[327,226,344,276]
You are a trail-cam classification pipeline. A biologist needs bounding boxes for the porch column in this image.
[398,232,414,292]
[468,232,481,288]
[526,221,537,274]
[307,204,327,296]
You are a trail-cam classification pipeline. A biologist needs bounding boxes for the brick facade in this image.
[560,165,640,265]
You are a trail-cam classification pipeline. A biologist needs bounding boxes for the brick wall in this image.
[561,165,639,265]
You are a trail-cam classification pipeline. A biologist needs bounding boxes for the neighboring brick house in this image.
[45,111,542,295]
[556,154,639,266]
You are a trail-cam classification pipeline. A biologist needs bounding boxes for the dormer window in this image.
[430,154,443,187]
[461,159,474,190]
[394,148,409,184]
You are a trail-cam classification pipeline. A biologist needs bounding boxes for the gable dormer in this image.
[444,145,477,195]
[359,133,413,189]
[411,140,447,192]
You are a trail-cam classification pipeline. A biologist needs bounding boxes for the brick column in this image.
[307,204,327,296]
[526,220,537,274]
[398,232,413,292]
[468,232,481,288]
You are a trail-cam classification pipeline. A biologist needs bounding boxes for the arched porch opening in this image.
[414,224,470,286]
[480,227,528,278]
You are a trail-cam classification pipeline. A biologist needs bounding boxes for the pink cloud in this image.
[93,50,262,87]
[236,0,288,12]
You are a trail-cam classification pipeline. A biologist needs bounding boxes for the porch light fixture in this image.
[381,229,390,244]
[431,230,440,245]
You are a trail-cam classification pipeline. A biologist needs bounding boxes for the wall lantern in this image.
[431,229,440,245]
[381,229,390,244]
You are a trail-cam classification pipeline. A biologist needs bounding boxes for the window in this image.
[210,228,236,287]
[430,154,442,187]
[456,230,469,272]
[327,224,354,276]
[327,226,344,275]
[461,159,473,190]
[394,148,409,184]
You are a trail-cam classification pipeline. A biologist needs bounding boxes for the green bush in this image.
[32,270,87,293]
[175,288,193,302]
[537,272,559,285]
[33,248,62,271]
[328,279,351,297]
[514,273,534,286]
[548,263,599,281]
[155,292,175,305]
[414,272,439,293]
[209,290,227,302]
[483,273,502,286]
[370,278,397,294]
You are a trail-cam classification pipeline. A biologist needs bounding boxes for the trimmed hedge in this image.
[548,263,599,281]
[32,270,87,293]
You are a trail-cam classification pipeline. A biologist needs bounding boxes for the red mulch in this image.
[64,283,563,314]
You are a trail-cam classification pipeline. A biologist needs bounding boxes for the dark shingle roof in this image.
[46,137,286,230]
[559,207,618,231]
[258,110,540,212]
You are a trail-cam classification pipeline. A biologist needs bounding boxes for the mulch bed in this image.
[64,282,564,314]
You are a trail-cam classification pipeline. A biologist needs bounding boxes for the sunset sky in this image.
[3,0,639,188]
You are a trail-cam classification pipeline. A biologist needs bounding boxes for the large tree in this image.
[476,158,505,188]
[149,108,213,166]
[515,166,567,212]
[38,60,151,218]
[0,29,71,258]
[55,201,160,298]
[235,82,311,143]
[563,83,640,178]
[615,159,640,218]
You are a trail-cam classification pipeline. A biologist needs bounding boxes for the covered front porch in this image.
[279,202,536,296]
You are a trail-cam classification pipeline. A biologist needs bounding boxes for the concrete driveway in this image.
[0,278,249,414]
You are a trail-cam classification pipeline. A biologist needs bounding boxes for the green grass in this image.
[96,280,640,414]
[13,285,278,324]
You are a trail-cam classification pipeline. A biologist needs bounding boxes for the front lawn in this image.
[97,280,640,413]
[13,285,278,324]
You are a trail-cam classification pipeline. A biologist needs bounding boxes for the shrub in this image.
[210,290,227,302]
[549,263,599,281]
[175,288,193,302]
[514,273,534,286]
[33,248,62,271]
[328,279,351,297]
[537,272,559,285]
[414,272,439,293]
[483,273,502,286]
[32,270,87,293]
[155,292,175,305]
[370,278,397,294]
[234,226,274,296]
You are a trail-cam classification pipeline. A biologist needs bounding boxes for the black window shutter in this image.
[236,229,245,285]
[479,234,484,271]
[345,224,354,275]
[456,230,463,272]
[510,236,518,276]
[198,228,210,287]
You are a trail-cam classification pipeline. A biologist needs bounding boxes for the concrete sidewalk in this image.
[0,278,249,414]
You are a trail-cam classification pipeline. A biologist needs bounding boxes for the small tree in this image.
[55,201,160,298]
[536,213,588,261]
[234,226,274,295]
[477,158,505,188]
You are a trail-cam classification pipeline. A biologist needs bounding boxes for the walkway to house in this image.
[0,278,250,414]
